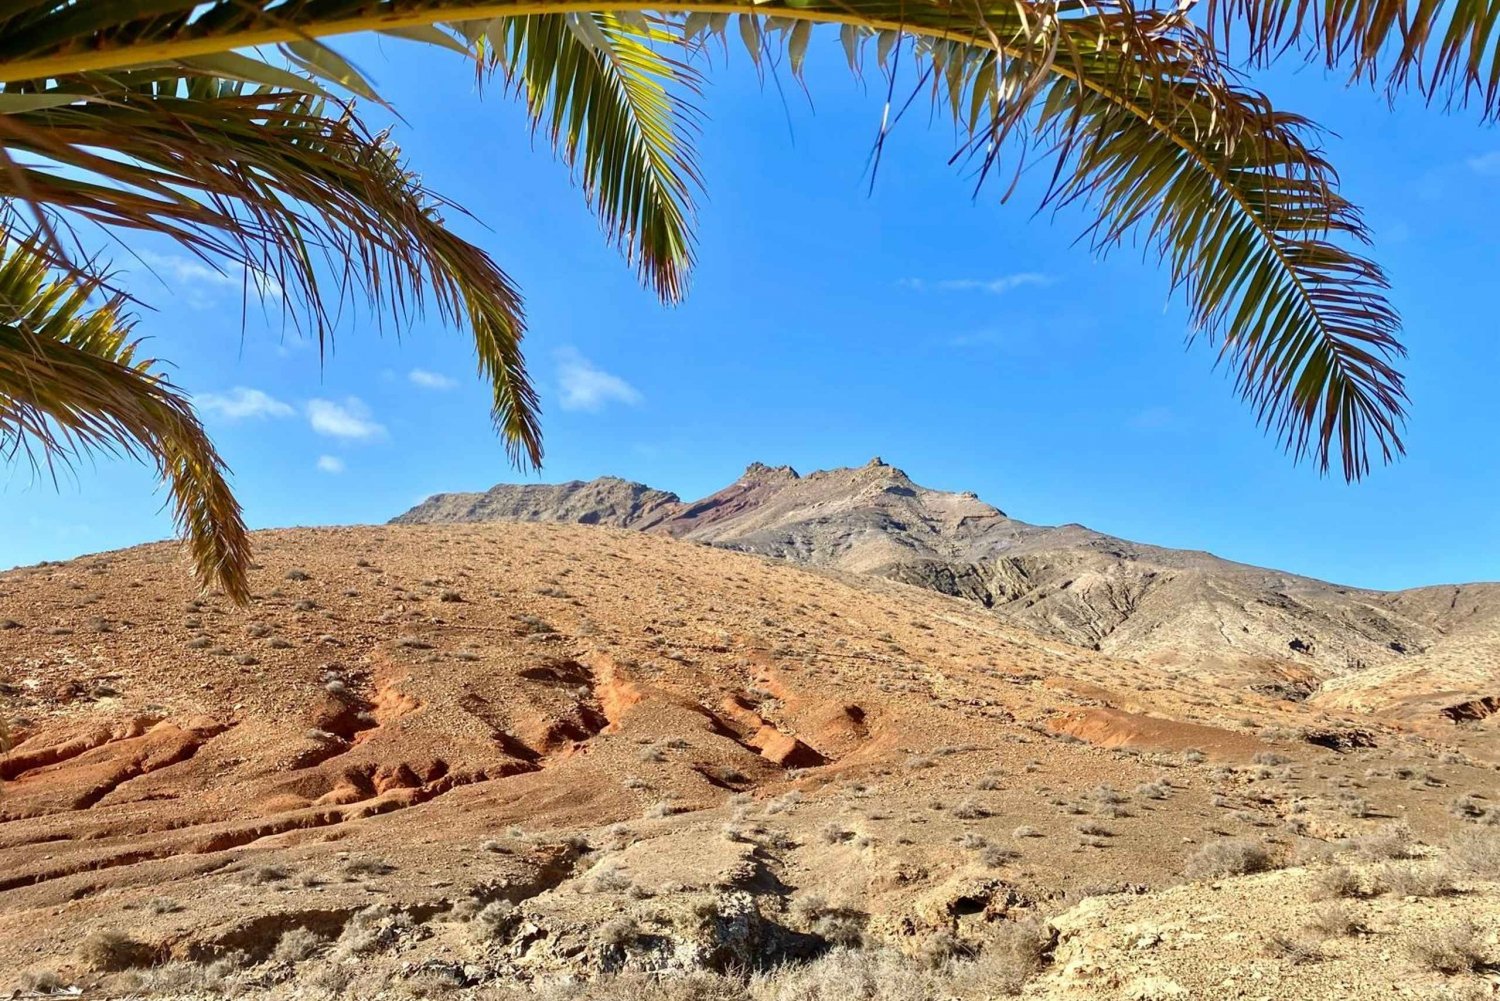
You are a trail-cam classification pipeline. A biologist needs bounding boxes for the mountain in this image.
[395,459,1500,717]
[1,522,1495,999]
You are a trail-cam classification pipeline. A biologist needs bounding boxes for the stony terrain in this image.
[0,522,1496,999]
[398,460,1500,715]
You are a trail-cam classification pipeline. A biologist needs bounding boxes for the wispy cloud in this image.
[409,368,457,391]
[316,455,346,474]
[307,397,385,440]
[1465,151,1500,176]
[196,387,294,421]
[557,348,642,412]
[135,250,282,305]
[900,273,1053,294]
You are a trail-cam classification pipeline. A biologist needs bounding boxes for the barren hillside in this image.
[397,460,1500,703]
[0,524,1496,999]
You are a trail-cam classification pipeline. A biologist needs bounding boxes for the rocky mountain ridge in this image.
[395,460,1500,715]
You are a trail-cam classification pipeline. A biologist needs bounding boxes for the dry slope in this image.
[0,524,1497,998]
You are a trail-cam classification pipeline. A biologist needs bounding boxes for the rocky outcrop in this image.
[393,477,683,529]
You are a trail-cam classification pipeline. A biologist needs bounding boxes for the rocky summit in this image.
[397,459,1500,726]
[0,477,1494,1000]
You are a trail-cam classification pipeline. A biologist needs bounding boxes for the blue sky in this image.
[4,33,1498,590]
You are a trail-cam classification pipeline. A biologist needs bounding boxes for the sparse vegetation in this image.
[1185,838,1275,879]
[1406,921,1492,974]
[270,926,325,964]
[78,930,154,971]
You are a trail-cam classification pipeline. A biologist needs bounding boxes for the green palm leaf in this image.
[490,13,702,301]
[0,241,252,602]
[0,1,1408,482]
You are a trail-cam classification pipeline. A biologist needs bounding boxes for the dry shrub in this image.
[1406,921,1491,974]
[1308,864,1362,901]
[791,894,866,947]
[1356,822,1416,861]
[1375,861,1455,898]
[1184,838,1275,879]
[1264,932,1323,965]
[271,926,326,964]
[78,930,154,971]
[1305,902,1360,938]
[1450,831,1500,878]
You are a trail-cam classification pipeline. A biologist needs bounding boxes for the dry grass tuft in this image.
[1185,838,1275,879]
[1406,921,1492,974]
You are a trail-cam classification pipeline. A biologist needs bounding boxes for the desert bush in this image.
[644,800,679,819]
[1338,794,1372,818]
[1012,825,1041,839]
[337,905,413,956]
[144,896,182,915]
[17,970,63,993]
[1184,838,1275,879]
[819,822,854,845]
[1375,861,1455,898]
[78,930,154,971]
[951,798,987,820]
[1305,902,1360,938]
[135,956,245,994]
[242,863,290,884]
[1406,921,1491,974]
[598,916,640,949]
[1356,822,1416,861]
[588,862,633,893]
[790,894,866,947]
[339,857,394,879]
[975,773,1003,791]
[746,946,935,1001]
[471,901,519,943]
[271,926,326,964]
[1450,831,1500,877]
[978,844,1019,867]
[1309,865,1362,900]
[1264,932,1322,965]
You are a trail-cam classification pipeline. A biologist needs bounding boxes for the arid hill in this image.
[397,460,1500,719]
[0,523,1496,999]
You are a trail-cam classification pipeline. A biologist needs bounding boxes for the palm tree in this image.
[1,1,1418,603]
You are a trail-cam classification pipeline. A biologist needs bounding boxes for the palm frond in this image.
[695,13,1407,479]
[0,241,251,601]
[0,75,542,468]
[0,1,1408,479]
[488,12,702,301]
[1203,0,1500,113]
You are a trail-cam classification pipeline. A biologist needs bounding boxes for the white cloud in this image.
[1465,151,1500,175]
[306,397,386,440]
[900,273,1053,294]
[409,369,457,390]
[196,387,294,421]
[316,455,346,474]
[136,250,283,303]
[557,348,642,412]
